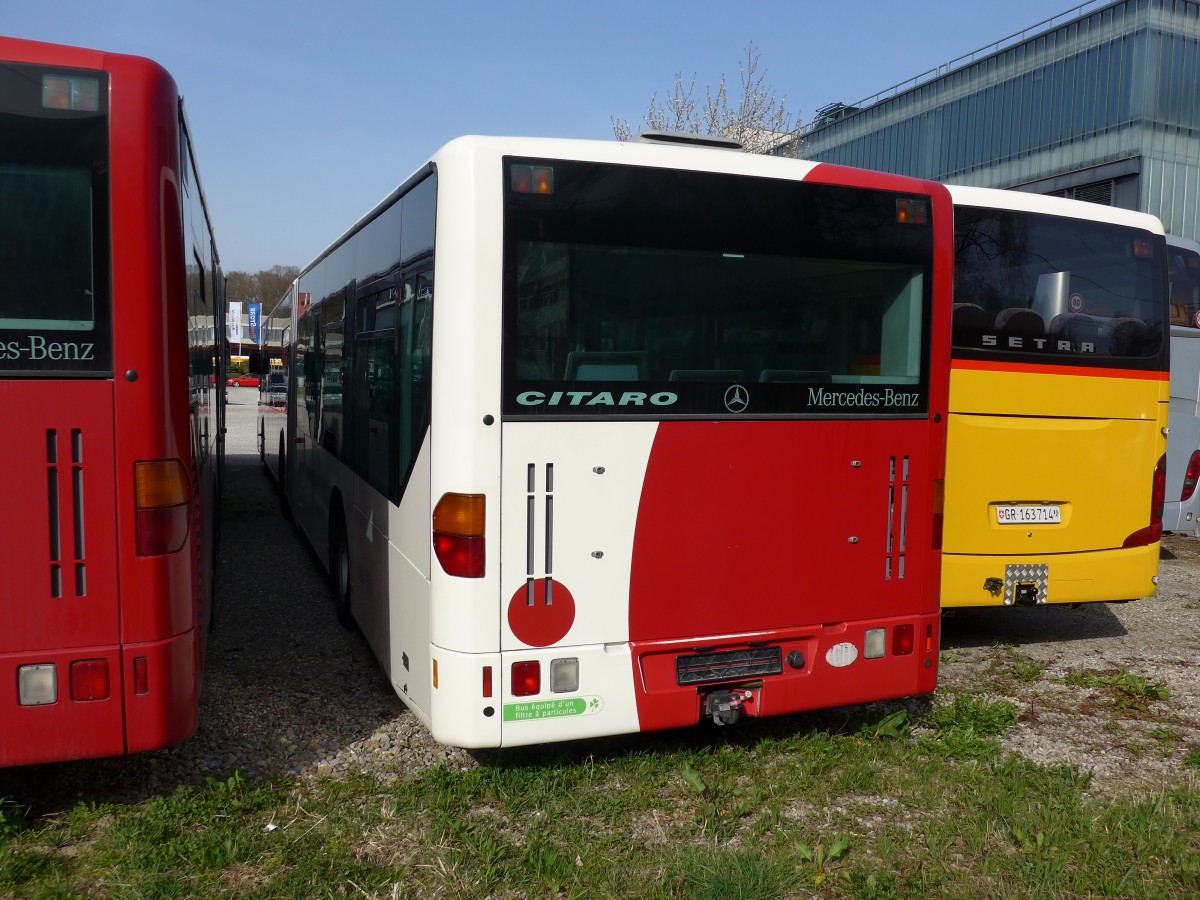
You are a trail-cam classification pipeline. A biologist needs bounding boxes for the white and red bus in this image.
[261,136,951,748]
[1166,234,1200,535]
[0,38,224,767]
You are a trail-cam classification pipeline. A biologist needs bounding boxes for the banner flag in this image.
[248,303,261,344]
[228,302,243,342]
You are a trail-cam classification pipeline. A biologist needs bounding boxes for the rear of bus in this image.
[944,186,1168,608]
[1165,235,1200,535]
[0,39,218,766]
[428,140,950,747]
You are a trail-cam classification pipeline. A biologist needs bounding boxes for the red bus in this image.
[0,38,224,767]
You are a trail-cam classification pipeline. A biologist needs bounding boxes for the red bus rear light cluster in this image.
[508,658,580,697]
[433,493,485,578]
[860,626,918,659]
[1182,450,1200,502]
[1123,454,1166,548]
[17,659,111,705]
[135,460,191,556]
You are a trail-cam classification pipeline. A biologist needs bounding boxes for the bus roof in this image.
[944,182,1165,235]
[298,134,951,278]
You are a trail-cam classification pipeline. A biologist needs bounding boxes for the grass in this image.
[3,699,1200,898]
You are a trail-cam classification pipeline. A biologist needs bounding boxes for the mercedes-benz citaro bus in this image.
[1,37,224,767]
[945,185,1168,609]
[262,135,953,747]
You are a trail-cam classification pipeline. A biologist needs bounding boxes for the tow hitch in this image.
[704,688,754,726]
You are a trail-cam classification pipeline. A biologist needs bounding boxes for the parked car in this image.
[226,374,260,387]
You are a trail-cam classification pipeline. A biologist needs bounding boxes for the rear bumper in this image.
[941,545,1159,607]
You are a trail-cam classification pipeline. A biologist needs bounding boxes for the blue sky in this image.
[5,1,1081,273]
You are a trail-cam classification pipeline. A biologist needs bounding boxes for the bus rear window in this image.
[0,62,111,375]
[503,159,934,418]
[952,207,1165,365]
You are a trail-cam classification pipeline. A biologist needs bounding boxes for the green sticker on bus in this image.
[503,696,603,722]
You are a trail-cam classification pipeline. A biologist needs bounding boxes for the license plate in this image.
[996,504,1061,525]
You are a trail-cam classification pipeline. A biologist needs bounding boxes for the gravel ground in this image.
[5,391,1199,813]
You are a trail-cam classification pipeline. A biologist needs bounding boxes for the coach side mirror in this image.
[248,347,264,374]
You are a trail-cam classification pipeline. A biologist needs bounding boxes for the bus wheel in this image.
[331,517,354,630]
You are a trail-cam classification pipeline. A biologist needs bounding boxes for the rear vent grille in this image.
[676,646,783,686]
[886,455,909,580]
[46,428,87,599]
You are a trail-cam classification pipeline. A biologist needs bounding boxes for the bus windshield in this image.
[0,62,111,374]
[503,158,934,418]
[952,207,1165,365]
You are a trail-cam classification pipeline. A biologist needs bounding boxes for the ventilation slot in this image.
[45,427,87,599]
[524,462,555,606]
[47,430,61,598]
[885,455,910,580]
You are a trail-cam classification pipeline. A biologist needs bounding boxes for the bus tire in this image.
[331,511,354,630]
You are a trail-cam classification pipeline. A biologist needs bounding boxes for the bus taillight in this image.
[135,460,191,556]
[1182,450,1200,502]
[1123,454,1166,548]
[511,661,540,696]
[70,659,110,701]
[433,493,486,578]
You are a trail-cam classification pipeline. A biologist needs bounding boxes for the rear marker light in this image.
[134,657,149,695]
[433,659,439,689]
[892,624,915,656]
[42,75,100,112]
[70,659,110,701]
[551,658,579,693]
[18,664,57,706]
[897,198,928,224]
[925,624,935,653]
[511,164,555,195]
[511,661,540,697]
[482,666,493,698]
[864,629,886,659]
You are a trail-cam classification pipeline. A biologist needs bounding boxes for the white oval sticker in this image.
[825,642,859,668]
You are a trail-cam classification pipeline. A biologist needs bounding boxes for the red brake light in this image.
[70,659,110,701]
[892,624,914,656]
[1182,450,1200,502]
[511,661,541,696]
[1124,454,1166,547]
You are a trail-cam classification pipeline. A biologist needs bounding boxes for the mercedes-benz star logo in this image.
[724,384,749,414]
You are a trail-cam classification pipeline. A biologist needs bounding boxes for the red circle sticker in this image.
[1069,293,1085,312]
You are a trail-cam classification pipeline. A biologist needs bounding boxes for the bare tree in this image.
[224,265,300,308]
[612,43,801,155]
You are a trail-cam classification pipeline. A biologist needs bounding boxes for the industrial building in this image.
[796,0,1200,241]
